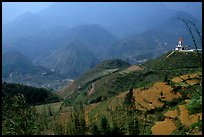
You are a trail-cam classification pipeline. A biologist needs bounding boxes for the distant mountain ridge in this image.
[2,3,202,82]
[107,11,202,64]
[34,40,99,78]
[2,51,69,90]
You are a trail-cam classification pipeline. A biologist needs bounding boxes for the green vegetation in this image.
[2,49,202,135]
[2,82,62,105]
[190,121,202,131]
[96,59,130,69]
[2,94,41,135]
[62,51,202,108]
[186,96,202,115]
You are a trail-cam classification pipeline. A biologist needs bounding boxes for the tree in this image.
[99,116,110,135]
[124,88,136,112]
[90,123,100,135]
[2,94,40,135]
[123,88,140,135]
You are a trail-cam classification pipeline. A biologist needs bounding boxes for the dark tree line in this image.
[2,82,62,106]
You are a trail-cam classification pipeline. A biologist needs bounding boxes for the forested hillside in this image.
[2,82,62,105]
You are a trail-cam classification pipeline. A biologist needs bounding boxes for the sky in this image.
[2,2,202,24]
[2,2,55,24]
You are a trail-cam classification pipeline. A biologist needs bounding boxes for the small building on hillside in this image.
[175,36,189,51]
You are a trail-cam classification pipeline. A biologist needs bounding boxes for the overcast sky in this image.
[2,2,202,24]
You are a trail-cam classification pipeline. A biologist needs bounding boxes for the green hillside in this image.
[52,50,202,135]
[58,59,130,98]
[143,51,202,77]
[2,50,202,135]
[59,51,202,106]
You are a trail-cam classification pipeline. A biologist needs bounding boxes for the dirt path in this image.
[88,83,95,96]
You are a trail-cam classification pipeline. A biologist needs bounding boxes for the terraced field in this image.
[37,69,202,135]
[84,72,202,135]
[150,72,202,135]
[151,102,202,135]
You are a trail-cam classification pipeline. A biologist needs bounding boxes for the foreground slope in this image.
[53,50,202,135]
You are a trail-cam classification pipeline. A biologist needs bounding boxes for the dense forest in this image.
[2,82,62,105]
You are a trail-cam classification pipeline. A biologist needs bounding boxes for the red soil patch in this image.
[116,82,181,110]
[151,102,202,135]
[186,79,200,85]
[151,118,177,135]
[172,72,202,83]
[134,82,181,110]
[178,105,202,127]
[164,110,178,119]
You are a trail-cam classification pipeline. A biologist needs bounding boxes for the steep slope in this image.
[58,50,202,105]
[34,25,118,78]
[96,59,130,69]
[143,51,202,73]
[2,51,68,90]
[2,12,50,60]
[56,50,202,135]
[34,40,99,79]
[83,71,202,135]
[65,24,119,59]
[58,59,130,99]
[2,51,41,77]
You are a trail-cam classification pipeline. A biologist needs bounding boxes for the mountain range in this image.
[2,51,69,90]
[2,2,202,84]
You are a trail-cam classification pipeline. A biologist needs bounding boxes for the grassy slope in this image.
[45,51,202,135]
[59,51,202,106]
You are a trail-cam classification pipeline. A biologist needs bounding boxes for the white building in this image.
[175,36,189,51]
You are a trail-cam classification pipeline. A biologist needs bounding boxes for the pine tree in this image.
[90,123,100,135]
[124,88,135,113]
[123,88,140,135]
[99,116,110,135]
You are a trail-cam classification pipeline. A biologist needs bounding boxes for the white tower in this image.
[175,36,183,51]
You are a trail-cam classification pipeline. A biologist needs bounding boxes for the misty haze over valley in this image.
[2,2,202,89]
